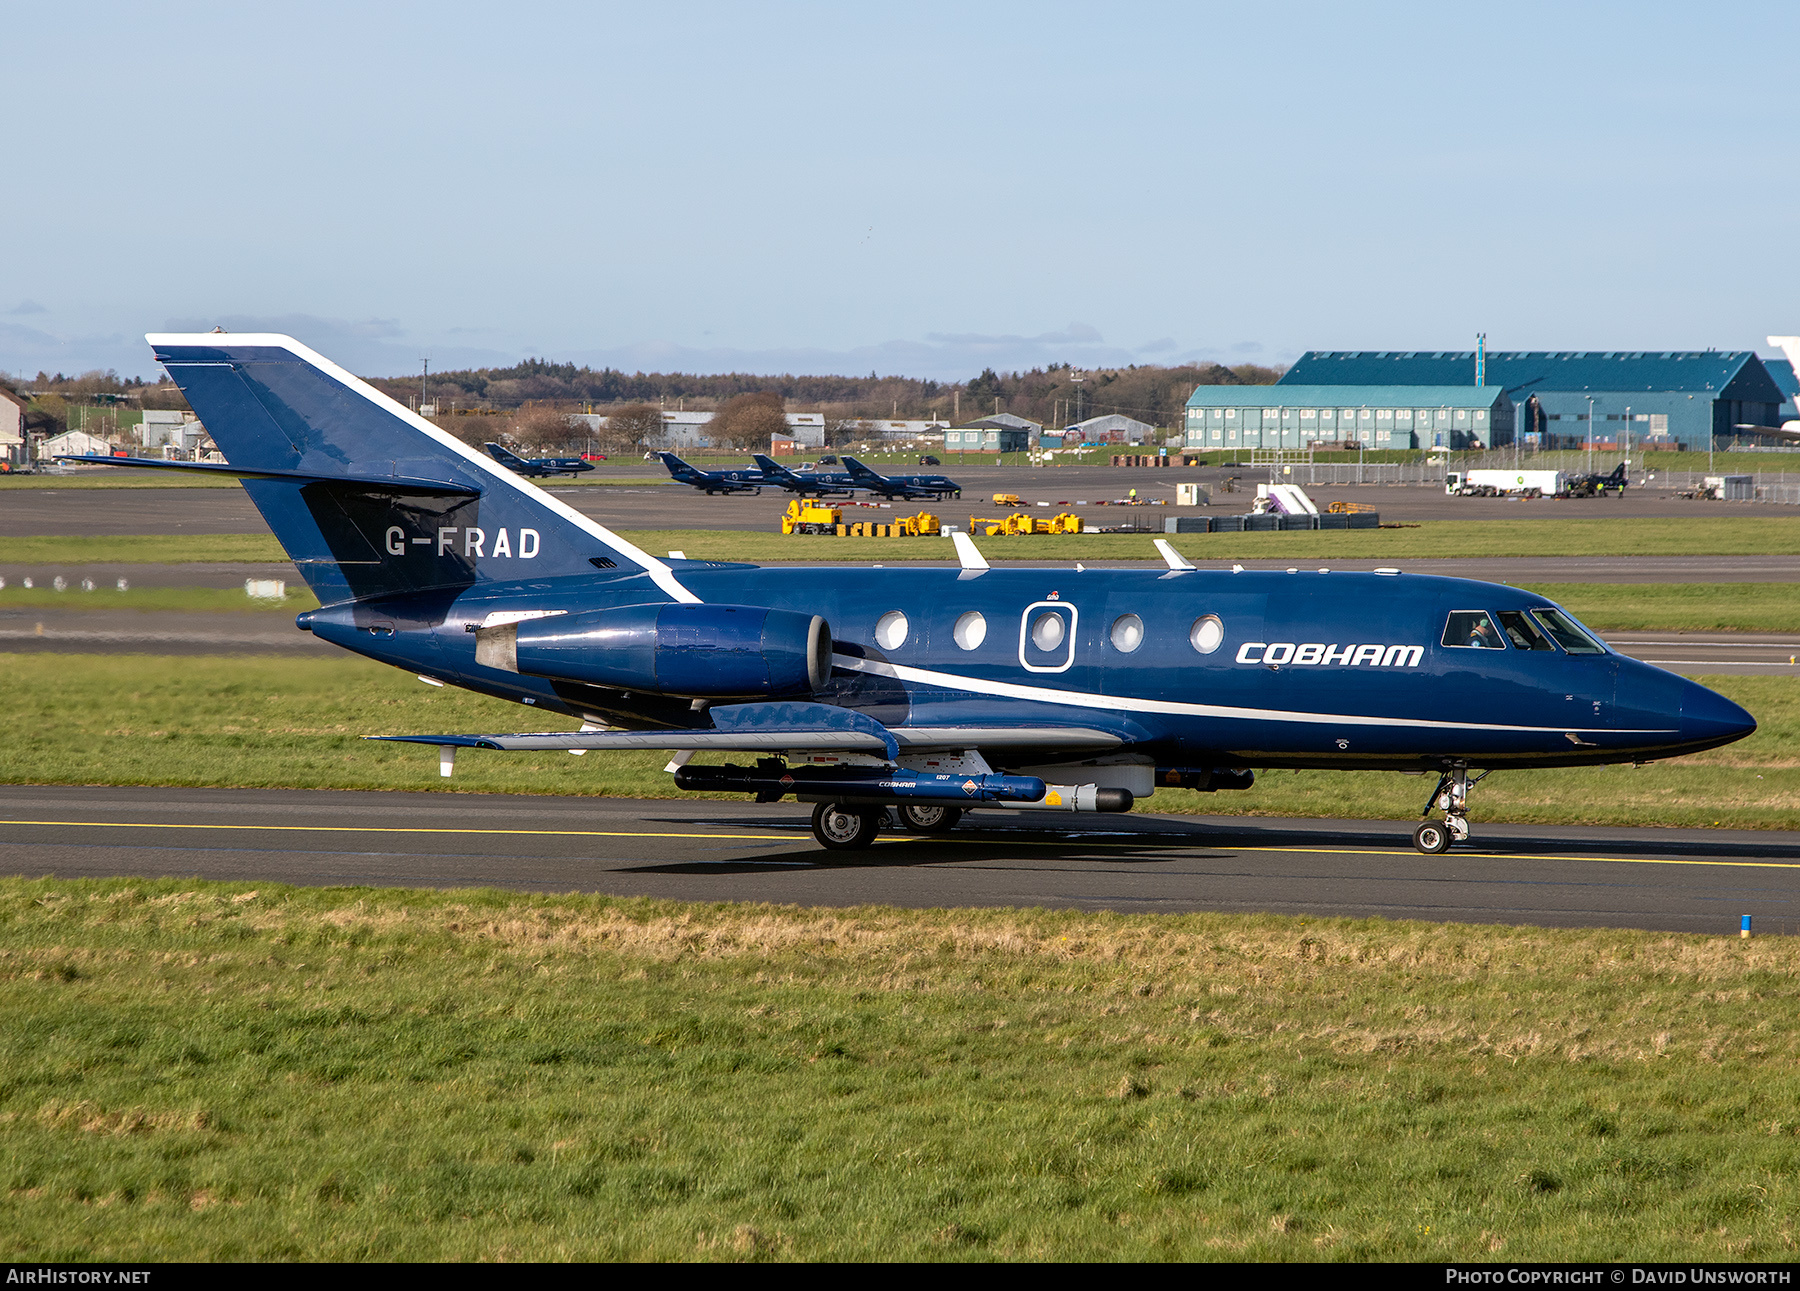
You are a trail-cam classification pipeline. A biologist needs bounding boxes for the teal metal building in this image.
[1184,384,1513,451]
[1279,351,1783,452]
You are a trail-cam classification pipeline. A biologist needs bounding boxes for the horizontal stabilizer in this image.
[55,455,480,496]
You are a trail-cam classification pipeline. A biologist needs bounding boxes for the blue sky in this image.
[6,1,1797,382]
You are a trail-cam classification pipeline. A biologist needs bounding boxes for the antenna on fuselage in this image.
[1154,539,1196,571]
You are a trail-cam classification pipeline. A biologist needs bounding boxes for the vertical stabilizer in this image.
[148,333,697,606]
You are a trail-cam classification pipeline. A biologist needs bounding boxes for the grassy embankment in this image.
[0,654,1794,829]
[5,879,1800,1261]
[12,516,1800,568]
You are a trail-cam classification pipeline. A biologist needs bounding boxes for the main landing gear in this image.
[1413,765,1490,855]
[808,802,966,850]
[811,802,881,850]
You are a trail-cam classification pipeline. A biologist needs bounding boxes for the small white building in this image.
[138,409,203,450]
[39,429,115,462]
[0,386,25,466]
[1066,413,1158,445]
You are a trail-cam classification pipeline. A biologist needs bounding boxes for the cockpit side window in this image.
[1497,610,1557,651]
[1530,607,1608,655]
[1441,610,1505,649]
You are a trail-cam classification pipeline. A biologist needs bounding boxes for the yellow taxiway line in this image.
[0,818,796,843]
[4,817,1800,871]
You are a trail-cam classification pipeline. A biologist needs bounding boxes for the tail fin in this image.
[658,452,696,478]
[841,455,881,481]
[485,442,529,468]
[149,333,697,605]
[751,453,792,478]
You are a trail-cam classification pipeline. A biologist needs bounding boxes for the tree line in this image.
[9,356,1282,447]
[375,357,1280,426]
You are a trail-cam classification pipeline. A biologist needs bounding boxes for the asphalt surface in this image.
[0,468,1780,537]
[3,784,1793,936]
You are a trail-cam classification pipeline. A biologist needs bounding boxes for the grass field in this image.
[16,516,1800,568]
[4,879,1800,1261]
[1519,584,1800,633]
[0,653,1794,831]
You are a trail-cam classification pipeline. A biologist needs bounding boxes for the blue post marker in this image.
[1742,915,1752,940]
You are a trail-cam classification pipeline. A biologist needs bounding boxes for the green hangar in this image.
[1184,385,1513,451]
[1277,350,1785,452]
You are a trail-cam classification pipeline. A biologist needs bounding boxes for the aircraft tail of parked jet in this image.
[68,334,697,607]
[1734,336,1800,442]
[484,441,594,477]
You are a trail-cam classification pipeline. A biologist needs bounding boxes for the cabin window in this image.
[1530,607,1607,655]
[1110,614,1145,653]
[952,610,987,650]
[1189,615,1224,654]
[875,610,909,650]
[1497,611,1556,651]
[1031,612,1065,652]
[1441,610,1504,649]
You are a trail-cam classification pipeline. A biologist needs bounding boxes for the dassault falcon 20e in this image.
[67,333,1756,853]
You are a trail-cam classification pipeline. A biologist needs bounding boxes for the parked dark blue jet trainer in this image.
[484,442,595,478]
[750,453,858,497]
[79,334,1757,854]
[657,452,768,494]
[841,455,962,500]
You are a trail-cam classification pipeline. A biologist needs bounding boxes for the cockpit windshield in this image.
[1529,607,1608,655]
[1497,610,1556,651]
[1441,610,1504,649]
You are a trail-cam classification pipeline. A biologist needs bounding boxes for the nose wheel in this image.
[1414,766,1487,854]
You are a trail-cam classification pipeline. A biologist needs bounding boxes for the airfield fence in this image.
[1235,454,1800,503]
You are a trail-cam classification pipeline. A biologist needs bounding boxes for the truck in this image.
[1445,469,1561,498]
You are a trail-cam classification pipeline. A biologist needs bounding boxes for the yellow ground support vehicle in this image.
[967,512,1084,536]
[1327,500,1378,514]
[991,493,1024,507]
[894,511,941,537]
[781,500,843,534]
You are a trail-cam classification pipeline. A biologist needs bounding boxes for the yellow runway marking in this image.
[0,819,796,843]
[4,818,1799,870]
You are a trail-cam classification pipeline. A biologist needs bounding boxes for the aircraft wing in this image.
[1733,423,1800,443]
[369,699,1124,760]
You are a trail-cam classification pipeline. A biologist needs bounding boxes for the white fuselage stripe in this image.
[837,654,1674,736]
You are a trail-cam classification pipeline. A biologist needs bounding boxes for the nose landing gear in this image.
[1414,765,1489,854]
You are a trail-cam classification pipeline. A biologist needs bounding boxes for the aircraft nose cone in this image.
[1681,679,1756,749]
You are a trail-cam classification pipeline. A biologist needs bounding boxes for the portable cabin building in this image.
[1184,385,1513,451]
[1279,351,1782,452]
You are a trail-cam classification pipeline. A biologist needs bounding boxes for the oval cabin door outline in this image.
[1018,601,1078,673]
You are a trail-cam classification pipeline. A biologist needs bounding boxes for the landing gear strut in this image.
[811,802,881,851]
[1414,765,1489,854]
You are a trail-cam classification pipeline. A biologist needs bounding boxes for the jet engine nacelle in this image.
[479,603,832,699]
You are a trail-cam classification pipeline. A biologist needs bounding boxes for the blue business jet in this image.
[750,453,859,497]
[484,442,594,478]
[657,452,767,494]
[67,333,1757,854]
[841,455,962,500]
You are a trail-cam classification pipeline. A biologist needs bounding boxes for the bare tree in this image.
[603,402,662,455]
[708,392,788,451]
[507,406,583,452]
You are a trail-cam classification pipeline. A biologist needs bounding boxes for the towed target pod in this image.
[675,763,1051,806]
